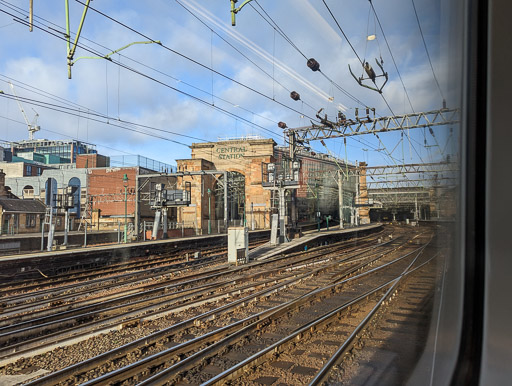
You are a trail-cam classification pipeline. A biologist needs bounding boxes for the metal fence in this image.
[110,155,177,173]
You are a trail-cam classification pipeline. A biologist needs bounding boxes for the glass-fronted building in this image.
[10,139,97,164]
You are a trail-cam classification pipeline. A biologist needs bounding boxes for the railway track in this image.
[0,225,441,384]
[0,242,263,296]
[0,229,392,367]
[137,234,436,385]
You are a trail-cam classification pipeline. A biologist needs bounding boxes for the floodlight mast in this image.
[8,82,40,140]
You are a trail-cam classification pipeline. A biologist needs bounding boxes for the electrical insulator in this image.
[364,62,376,82]
[307,58,320,72]
[429,127,435,136]
[278,121,287,129]
[290,91,300,101]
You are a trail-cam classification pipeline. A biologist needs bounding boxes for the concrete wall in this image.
[5,168,87,198]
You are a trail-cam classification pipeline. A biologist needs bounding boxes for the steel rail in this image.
[0,241,239,294]
[27,230,403,385]
[27,270,325,386]
[204,238,435,386]
[309,251,440,385]
[90,236,431,385]
[1,252,227,306]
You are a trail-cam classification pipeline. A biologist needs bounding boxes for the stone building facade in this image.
[175,137,370,234]
[176,138,275,232]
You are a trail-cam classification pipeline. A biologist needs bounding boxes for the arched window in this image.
[22,185,34,198]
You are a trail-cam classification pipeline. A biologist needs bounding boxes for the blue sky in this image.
[0,0,457,167]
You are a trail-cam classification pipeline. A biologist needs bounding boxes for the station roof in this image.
[0,198,46,214]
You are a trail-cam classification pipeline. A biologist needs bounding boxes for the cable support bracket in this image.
[349,58,388,93]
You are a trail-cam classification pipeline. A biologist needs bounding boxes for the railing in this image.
[110,155,177,173]
[142,221,199,240]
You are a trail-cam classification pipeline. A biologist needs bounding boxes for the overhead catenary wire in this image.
[251,0,369,108]
[0,78,207,143]
[1,1,448,169]
[175,0,318,114]
[368,0,415,113]
[0,115,136,155]
[0,1,283,129]
[322,0,423,167]
[0,7,283,141]
[0,2,300,143]
[317,0,415,172]
[186,0,346,112]
[70,0,320,124]
[0,92,191,147]
[411,0,445,102]
[320,0,364,66]
[313,0,422,167]
[251,1,421,167]
[344,0,428,165]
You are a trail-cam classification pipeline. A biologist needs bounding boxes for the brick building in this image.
[0,169,64,235]
[86,167,138,232]
[176,138,275,232]
[173,137,368,234]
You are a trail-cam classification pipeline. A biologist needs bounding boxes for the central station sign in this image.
[216,146,246,160]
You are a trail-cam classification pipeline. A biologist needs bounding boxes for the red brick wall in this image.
[76,154,109,169]
[88,168,137,217]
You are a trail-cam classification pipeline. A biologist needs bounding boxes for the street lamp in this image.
[207,188,211,235]
[123,173,128,243]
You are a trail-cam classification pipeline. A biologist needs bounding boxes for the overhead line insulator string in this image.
[175,0,318,114]
[252,0,368,108]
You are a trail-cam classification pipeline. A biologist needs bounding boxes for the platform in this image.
[0,230,120,255]
[249,223,382,261]
[0,230,270,283]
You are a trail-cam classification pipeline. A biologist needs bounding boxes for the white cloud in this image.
[0,0,459,167]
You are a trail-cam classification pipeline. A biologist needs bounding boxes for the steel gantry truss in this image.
[365,162,459,177]
[364,162,458,212]
[367,177,456,189]
[280,108,460,221]
[287,108,459,145]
